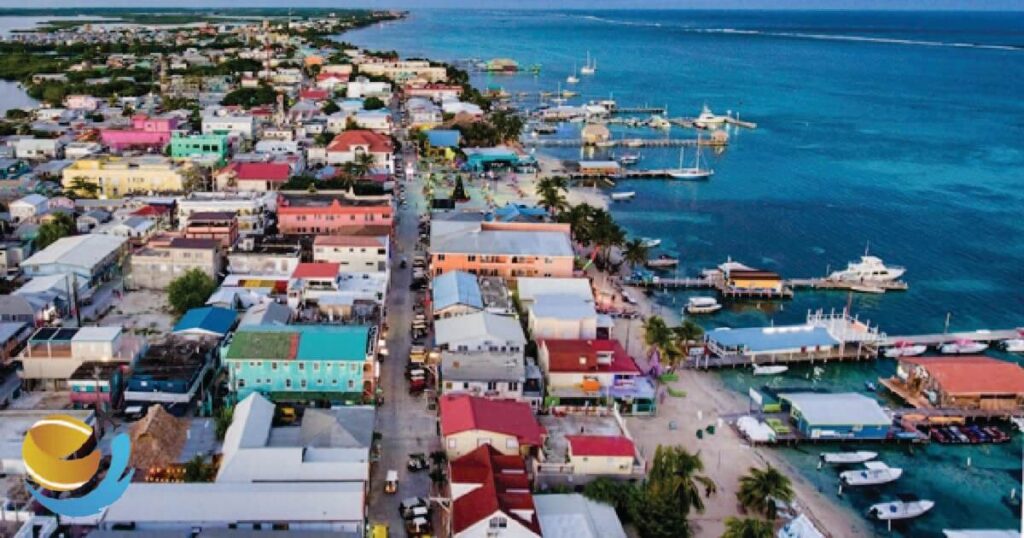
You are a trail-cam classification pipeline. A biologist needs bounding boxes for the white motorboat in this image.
[939,339,988,354]
[617,152,641,165]
[850,284,886,294]
[648,115,671,130]
[839,462,903,486]
[752,364,788,376]
[667,137,714,180]
[640,237,661,248]
[828,255,906,283]
[610,191,636,201]
[580,51,596,75]
[686,296,722,315]
[883,342,928,358]
[694,104,729,128]
[646,255,679,269]
[1002,338,1024,353]
[869,499,935,521]
[820,451,878,465]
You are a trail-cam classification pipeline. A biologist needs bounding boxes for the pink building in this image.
[277,194,394,237]
[100,115,180,151]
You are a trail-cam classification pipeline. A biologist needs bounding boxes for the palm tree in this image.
[722,517,774,538]
[643,315,672,361]
[647,446,716,516]
[623,238,650,271]
[672,319,705,357]
[350,151,377,178]
[737,465,795,520]
[589,208,625,265]
[535,176,568,216]
[561,203,598,246]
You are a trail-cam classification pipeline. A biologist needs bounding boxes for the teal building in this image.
[223,325,377,405]
[170,133,230,166]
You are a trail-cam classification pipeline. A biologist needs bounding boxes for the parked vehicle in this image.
[384,470,399,494]
[407,453,428,472]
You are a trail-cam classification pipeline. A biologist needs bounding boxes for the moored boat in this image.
[645,255,679,269]
[869,499,935,521]
[686,296,722,314]
[839,462,902,486]
[640,237,661,248]
[939,339,988,354]
[1002,338,1024,353]
[820,451,878,465]
[828,255,906,283]
[617,152,641,165]
[610,191,636,201]
[883,341,928,358]
[752,364,788,376]
[694,104,729,128]
[667,137,714,180]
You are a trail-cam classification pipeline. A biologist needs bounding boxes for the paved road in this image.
[367,132,441,534]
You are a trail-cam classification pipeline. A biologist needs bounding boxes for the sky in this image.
[6,0,1024,11]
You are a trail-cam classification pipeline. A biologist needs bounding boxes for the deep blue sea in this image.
[344,10,1024,536]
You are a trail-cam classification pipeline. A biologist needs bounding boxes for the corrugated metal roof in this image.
[779,392,891,427]
[432,271,483,311]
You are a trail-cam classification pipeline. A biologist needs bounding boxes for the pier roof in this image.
[779,392,891,426]
[707,325,838,353]
[902,356,1024,395]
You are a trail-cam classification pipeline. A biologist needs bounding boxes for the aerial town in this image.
[0,7,1021,538]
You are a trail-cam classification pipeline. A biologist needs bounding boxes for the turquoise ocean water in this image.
[344,10,1024,536]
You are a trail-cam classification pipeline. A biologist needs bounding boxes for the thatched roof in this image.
[129,405,188,471]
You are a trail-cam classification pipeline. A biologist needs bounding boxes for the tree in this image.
[643,315,673,361]
[352,151,376,178]
[66,177,101,199]
[363,96,386,110]
[35,213,75,249]
[737,465,794,520]
[722,517,774,538]
[452,176,467,201]
[647,445,716,517]
[214,405,234,440]
[183,455,213,482]
[535,176,568,216]
[672,319,705,364]
[623,238,650,271]
[315,131,334,147]
[167,268,217,315]
[322,100,340,115]
[489,109,524,142]
[222,85,277,108]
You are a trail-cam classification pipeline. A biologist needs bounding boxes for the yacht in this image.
[828,255,905,283]
[869,499,935,521]
[1003,338,1024,353]
[939,339,988,354]
[820,451,878,465]
[668,139,714,180]
[648,115,671,130]
[840,462,903,487]
[694,104,729,128]
[580,51,596,75]
[883,342,928,358]
[752,364,788,376]
[686,297,722,315]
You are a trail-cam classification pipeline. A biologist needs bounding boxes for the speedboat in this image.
[640,237,661,248]
[939,339,988,354]
[828,255,906,283]
[883,341,928,358]
[820,451,878,465]
[840,462,902,486]
[1002,338,1024,353]
[752,364,788,376]
[686,296,722,314]
[694,104,729,128]
[869,499,935,521]
[610,191,636,201]
[645,255,679,269]
[617,152,641,165]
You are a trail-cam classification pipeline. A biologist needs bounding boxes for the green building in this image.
[223,325,377,405]
[170,133,230,166]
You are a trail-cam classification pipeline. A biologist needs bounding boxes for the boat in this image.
[529,64,542,74]
[610,191,636,201]
[828,255,906,283]
[580,51,596,75]
[617,152,641,165]
[640,237,661,248]
[566,62,579,85]
[820,451,878,465]
[686,296,722,315]
[645,255,679,269]
[667,138,714,180]
[939,339,988,354]
[869,499,935,521]
[648,115,671,130]
[752,364,788,376]
[694,104,729,128]
[864,381,877,392]
[839,462,903,486]
[1002,338,1024,353]
[850,284,886,294]
[883,341,928,358]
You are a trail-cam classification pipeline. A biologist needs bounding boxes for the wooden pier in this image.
[786,278,909,292]
[524,138,704,148]
[613,106,667,114]
[882,328,1020,346]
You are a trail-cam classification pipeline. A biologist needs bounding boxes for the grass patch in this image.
[658,373,679,383]
[667,387,687,398]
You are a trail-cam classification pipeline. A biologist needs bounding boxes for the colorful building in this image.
[778,392,893,440]
[169,133,230,165]
[68,361,124,412]
[439,394,546,459]
[277,194,393,236]
[183,211,239,248]
[889,356,1024,411]
[61,156,189,197]
[537,339,656,415]
[449,445,541,538]
[430,221,574,281]
[223,325,378,404]
[215,161,292,192]
[100,114,180,152]
[325,130,395,173]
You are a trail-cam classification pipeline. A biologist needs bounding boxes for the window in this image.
[300,379,307,388]
[487,382,497,391]
[505,438,517,450]
[348,379,355,389]
[298,362,305,371]
[313,362,320,371]
[489,517,507,529]
[238,379,246,388]
[509,382,519,391]
[285,379,292,388]
[447,438,457,449]
[271,362,277,370]
[349,363,360,373]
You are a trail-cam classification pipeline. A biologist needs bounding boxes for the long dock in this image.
[882,328,1020,346]
[613,106,667,114]
[786,278,909,292]
[523,138,704,148]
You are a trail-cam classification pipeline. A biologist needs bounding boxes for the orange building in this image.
[430,222,573,281]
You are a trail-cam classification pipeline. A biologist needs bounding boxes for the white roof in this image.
[530,295,596,320]
[71,326,122,342]
[434,312,526,348]
[517,277,593,304]
[779,392,891,427]
[21,234,127,270]
[535,494,626,538]
[12,194,47,207]
[220,393,274,460]
[101,482,364,524]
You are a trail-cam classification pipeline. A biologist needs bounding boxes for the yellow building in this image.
[62,156,189,198]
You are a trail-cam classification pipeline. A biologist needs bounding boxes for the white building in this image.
[254,139,300,155]
[13,138,63,160]
[312,235,389,273]
[8,194,49,223]
[202,114,256,140]
[435,312,526,354]
[178,192,274,236]
[346,79,392,100]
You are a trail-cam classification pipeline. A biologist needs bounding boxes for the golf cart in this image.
[407,453,428,472]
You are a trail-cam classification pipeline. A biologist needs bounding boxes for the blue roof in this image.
[173,307,237,336]
[432,271,483,312]
[491,203,548,222]
[707,325,839,353]
[426,129,461,148]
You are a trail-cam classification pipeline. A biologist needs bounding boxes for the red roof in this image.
[450,445,540,535]
[541,339,640,374]
[566,435,636,457]
[440,394,545,447]
[901,356,1024,395]
[327,130,393,154]
[300,88,330,100]
[317,72,349,82]
[132,204,171,217]
[222,162,291,182]
[291,262,340,280]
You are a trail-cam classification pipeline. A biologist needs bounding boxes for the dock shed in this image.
[778,392,892,440]
[890,356,1024,411]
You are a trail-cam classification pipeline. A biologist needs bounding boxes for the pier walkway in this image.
[524,138,705,148]
[882,328,1020,346]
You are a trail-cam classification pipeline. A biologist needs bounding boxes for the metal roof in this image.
[779,392,891,427]
[21,234,127,270]
[707,325,839,353]
[432,271,484,311]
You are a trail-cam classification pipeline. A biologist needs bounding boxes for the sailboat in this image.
[580,51,596,75]
[668,136,714,180]
[566,62,580,85]
[551,82,567,105]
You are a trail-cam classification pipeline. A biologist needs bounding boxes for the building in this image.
[517,277,594,310]
[528,294,609,341]
[20,234,128,290]
[441,351,526,401]
[0,321,31,365]
[178,191,273,236]
[430,221,574,281]
[95,216,156,245]
[345,78,392,99]
[435,311,526,354]
[172,307,237,339]
[537,339,656,415]
[215,161,292,192]
[63,141,104,159]
[564,435,638,477]
[13,138,63,160]
[449,444,542,538]
[432,271,485,319]
[68,361,125,412]
[312,234,389,273]
[0,409,94,476]
[202,113,256,139]
[8,194,48,223]
[425,129,461,159]
[239,301,292,327]
[0,238,32,277]
[277,193,393,236]
[462,147,534,171]
[357,60,447,83]
[223,325,378,404]
[440,394,546,458]
[228,236,302,275]
[123,336,220,415]
[778,392,893,440]
[325,130,395,173]
[407,98,443,129]
[534,494,627,538]
[887,356,1024,411]
[100,114,180,152]
[406,84,463,102]
[18,326,145,390]
[129,238,222,290]
[61,156,188,197]
[723,265,786,296]
[76,209,113,233]
[184,211,239,248]
[170,133,230,165]
[577,161,620,177]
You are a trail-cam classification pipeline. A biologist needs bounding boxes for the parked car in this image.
[399,497,429,519]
